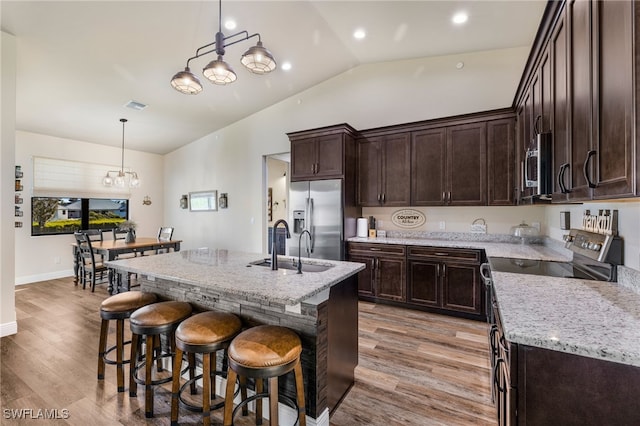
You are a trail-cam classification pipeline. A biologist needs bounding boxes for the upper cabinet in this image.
[516,0,638,203]
[357,133,411,206]
[487,118,516,205]
[412,122,488,206]
[288,124,358,181]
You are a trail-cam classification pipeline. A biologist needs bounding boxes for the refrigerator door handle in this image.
[309,198,315,253]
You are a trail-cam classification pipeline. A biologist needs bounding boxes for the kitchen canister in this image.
[356,218,368,237]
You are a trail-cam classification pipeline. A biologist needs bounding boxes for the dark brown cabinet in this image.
[347,243,406,302]
[288,124,358,181]
[516,0,639,203]
[407,247,483,319]
[357,133,411,206]
[412,123,487,206]
[487,118,515,205]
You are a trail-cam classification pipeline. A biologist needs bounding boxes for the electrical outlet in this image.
[439,221,446,230]
[53,256,61,264]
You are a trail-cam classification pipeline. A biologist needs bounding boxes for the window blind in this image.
[33,157,131,198]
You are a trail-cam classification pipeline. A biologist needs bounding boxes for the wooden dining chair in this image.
[80,229,104,261]
[156,227,174,254]
[74,232,108,292]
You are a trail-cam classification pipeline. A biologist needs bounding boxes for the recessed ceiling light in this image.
[281,62,292,71]
[353,28,366,40]
[452,12,468,25]
[224,19,236,30]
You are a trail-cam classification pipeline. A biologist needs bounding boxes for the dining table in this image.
[72,237,182,294]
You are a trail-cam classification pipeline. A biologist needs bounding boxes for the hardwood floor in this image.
[1,278,495,425]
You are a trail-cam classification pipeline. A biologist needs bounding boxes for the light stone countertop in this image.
[491,270,640,367]
[105,248,364,306]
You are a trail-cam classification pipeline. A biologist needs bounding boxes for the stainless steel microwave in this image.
[524,132,552,198]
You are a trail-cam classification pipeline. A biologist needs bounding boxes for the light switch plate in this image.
[470,224,487,234]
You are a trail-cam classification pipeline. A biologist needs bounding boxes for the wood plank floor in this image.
[1,278,496,425]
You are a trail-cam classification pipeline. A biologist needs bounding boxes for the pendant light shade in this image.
[241,41,276,74]
[170,67,203,95]
[102,119,141,188]
[202,56,237,85]
[170,0,275,94]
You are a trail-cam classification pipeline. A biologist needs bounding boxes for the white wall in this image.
[14,131,165,284]
[163,47,532,254]
[2,32,18,336]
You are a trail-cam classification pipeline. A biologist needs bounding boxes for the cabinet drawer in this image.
[347,243,406,257]
[407,246,481,264]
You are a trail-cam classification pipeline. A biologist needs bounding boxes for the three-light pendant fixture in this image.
[170,0,276,94]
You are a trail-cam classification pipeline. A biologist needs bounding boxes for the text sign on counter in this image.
[391,209,426,228]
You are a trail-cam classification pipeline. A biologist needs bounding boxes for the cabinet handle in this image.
[369,247,381,251]
[558,163,570,194]
[434,252,449,256]
[377,194,381,203]
[583,150,597,188]
[381,193,385,203]
[442,192,446,203]
[442,263,446,276]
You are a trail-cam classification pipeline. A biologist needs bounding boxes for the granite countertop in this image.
[105,248,365,306]
[491,270,640,367]
[348,236,572,261]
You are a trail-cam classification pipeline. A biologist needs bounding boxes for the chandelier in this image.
[102,118,140,188]
[170,0,276,94]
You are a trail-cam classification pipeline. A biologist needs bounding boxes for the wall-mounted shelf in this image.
[15,165,23,228]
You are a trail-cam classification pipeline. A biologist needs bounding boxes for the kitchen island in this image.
[106,248,365,426]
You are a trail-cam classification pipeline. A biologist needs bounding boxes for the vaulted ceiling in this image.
[1,1,546,154]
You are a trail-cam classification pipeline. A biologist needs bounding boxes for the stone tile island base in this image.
[138,273,358,426]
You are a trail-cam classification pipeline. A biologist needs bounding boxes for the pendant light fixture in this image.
[102,118,141,188]
[170,0,276,94]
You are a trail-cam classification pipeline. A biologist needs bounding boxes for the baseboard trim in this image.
[15,269,74,286]
[1,321,18,337]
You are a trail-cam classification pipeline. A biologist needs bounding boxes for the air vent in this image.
[124,100,148,111]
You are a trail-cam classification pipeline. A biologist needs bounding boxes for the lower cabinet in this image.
[348,242,484,319]
[407,246,483,319]
[347,243,406,302]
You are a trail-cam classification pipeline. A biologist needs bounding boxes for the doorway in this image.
[264,153,290,255]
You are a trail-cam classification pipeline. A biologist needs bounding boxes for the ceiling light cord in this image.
[170,0,276,94]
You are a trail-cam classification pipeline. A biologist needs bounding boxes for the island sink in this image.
[249,258,334,273]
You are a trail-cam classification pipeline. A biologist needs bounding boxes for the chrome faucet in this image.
[271,219,291,270]
[297,230,312,274]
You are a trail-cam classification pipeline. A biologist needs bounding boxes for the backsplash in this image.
[384,230,546,245]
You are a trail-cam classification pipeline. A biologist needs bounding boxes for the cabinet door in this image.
[442,262,481,315]
[447,122,487,205]
[315,134,344,178]
[291,139,317,180]
[407,259,439,307]
[551,12,570,202]
[349,255,375,297]
[357,138,382,206]
[381,133,411,206]
[487,118,515,206]
[376,256,406,301]
[567,0,593,201]
[411,128,446,205]
[592,0,635,199]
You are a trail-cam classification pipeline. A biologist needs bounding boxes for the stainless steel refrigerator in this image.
[289,179,347,261]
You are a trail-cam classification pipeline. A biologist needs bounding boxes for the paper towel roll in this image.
[357,218,368,237]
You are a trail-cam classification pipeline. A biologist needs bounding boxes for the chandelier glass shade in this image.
[170,0,275,94]
[102,118,141,188]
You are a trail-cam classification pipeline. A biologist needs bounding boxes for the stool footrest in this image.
[102,340,133,366]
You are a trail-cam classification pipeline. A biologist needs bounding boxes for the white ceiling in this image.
[1,1,547,155]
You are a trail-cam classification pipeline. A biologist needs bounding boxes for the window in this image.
[31,197,129,236]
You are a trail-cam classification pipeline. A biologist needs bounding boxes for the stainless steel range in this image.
[488,227,623,282]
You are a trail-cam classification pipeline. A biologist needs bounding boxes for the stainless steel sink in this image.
[249,258,334,273]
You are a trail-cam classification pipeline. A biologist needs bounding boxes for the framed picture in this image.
[189,190,218,211]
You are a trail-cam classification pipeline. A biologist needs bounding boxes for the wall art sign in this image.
[391,209,426,228]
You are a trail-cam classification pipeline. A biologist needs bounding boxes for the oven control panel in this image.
[564,229,622,264]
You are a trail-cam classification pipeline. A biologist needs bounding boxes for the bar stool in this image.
[97,291,158,392]
[129,300,193,418]
[223,325,306,426]
[170,311,243,426]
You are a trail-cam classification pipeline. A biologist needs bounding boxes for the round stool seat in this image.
[101,291,157,319]
[229,325,302,370]
[176,311,242,353]
[130,301,192,335]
